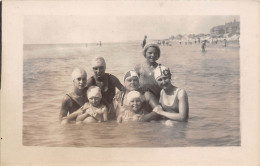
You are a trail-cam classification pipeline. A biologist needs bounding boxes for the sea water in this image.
[23,41,240,147]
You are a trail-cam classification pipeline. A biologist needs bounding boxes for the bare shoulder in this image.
[62,94,71,103]
[134,64,141,73]
[144,91,156,101]
[177,89,188,99]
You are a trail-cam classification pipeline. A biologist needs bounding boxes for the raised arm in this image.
[102,107,108,122]
[111,75,124,91]
[154,89,189,122]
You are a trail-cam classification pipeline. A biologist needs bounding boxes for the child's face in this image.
[88,97,101,107]
[145,47,159,63]
[129,98,142,113]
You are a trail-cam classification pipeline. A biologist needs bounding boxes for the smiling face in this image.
[93,65,105,78]
[145,47,159,63]
[128,97,142,113]
[124,76,140,91]
[156,75,171,90]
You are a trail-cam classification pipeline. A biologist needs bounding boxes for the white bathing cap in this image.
[91,56,106,69]
[71,67,87,81]
[87,86,102,99]
[126,91,142,104]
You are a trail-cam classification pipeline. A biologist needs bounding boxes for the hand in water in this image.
[133,114,141,121]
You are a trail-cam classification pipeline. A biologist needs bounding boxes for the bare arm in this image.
[110,74,125,91]
[102,107,108,122]
[154,89,189,121]
[67,107,83,121]
[138,91,160,122]
[60,95,71,123]
[134,64,141,76]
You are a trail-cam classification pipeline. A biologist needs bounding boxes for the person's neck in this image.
[164,84,175,95]
[146,61,158,68]
[74,88,85,97]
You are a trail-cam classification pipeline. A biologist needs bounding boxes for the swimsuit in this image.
[135,64,162,99]
[159,88,181,113]
[87,73,123,104]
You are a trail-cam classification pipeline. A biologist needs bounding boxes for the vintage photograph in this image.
[23,15,240,147]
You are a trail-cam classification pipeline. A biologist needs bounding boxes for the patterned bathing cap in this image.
[123,70,139,82]
[153,64,171,80]
[87,86,102,99]
[143,42,161,58]
[91,56,106,69]
[126,91,142,104]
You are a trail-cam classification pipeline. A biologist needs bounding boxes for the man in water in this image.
[224,39,227,47]
[142,35,147,48]
[59,67,88,124]
[201,41,206,52]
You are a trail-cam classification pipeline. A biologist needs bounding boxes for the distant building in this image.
[210,19,240,37]
[224,19,240,34]
[210,25,225,37]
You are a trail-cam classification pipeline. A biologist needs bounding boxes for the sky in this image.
[24,15,240,44]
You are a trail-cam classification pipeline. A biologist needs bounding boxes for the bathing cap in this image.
[71,67,87,81]
[91,56,106,69]
[123,70,139,82]
[87,86,102,99]
[143,42,161,58]
[153,64,171,80]
[126,91,142,104]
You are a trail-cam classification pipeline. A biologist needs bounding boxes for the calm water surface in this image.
[23,42,240,147]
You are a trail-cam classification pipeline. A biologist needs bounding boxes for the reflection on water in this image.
[23,42,240,147]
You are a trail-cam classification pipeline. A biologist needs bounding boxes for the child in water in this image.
[134,43,162,99]
[76,86,108,123]
[117,91,148,123]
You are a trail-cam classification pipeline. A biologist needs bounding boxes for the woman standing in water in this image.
[87,56,124,119]
[134,43,162,100]
[153,65,189,122]
[59,68,88,124]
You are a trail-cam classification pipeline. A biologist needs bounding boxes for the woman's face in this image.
[93,65,105,78]
[128,98,142,113]
[73,73,87,90]
[124,76,140,91]
[156,76,171,89]
[145,47,159,63]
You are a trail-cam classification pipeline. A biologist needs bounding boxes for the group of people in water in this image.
[60,42,189,126]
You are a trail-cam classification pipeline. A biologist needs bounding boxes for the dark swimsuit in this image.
[88,73,120,104]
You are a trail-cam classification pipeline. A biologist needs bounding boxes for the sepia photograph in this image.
[23,15,240,147]
[1,1,259,166]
